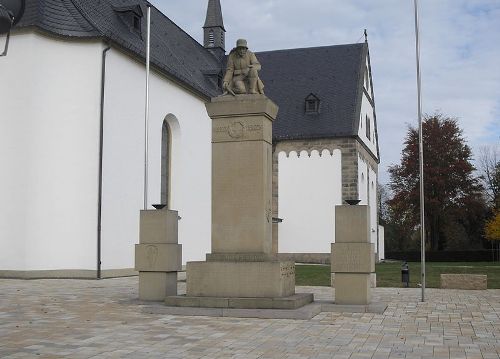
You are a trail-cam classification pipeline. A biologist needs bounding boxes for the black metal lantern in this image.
[0,0,25,56]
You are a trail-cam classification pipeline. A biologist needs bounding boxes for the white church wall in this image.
[368,165,378,249]
[378,225,385,260]
[358,156,369,205]
[357,155,380,255]
[0,33,103,270]
[358,93,378,158]
[364,57,371,96]
[100,48,212,269]
[278,149,342,252]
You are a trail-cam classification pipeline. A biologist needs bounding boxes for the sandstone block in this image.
[331,273,377,288]
[331,243,375,273]
[135,244,182,272]
[206,94,279,120]
[440,274,487,290]
[139,209,178,244]
[335,205,370,243]
[186,261,295,298]
[139,272,177,301]
[334,273,371,305]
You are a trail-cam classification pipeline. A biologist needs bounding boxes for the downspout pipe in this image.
[97,44,111,279]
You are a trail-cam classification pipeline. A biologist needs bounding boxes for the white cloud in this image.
[151,0,500,183]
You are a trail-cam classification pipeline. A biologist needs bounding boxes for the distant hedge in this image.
[386,250,497,262]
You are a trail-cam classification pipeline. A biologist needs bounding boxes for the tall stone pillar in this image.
[331,205,375,305]
[186,95,295,299]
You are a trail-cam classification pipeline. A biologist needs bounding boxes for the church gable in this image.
[257,43,367,142]
[355,46,379,160]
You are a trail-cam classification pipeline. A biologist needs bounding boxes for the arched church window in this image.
[161,120,171,207]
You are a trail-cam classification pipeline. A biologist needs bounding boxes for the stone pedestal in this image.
[187,261,294,298]
[135,209,181,301]
[209,95,277,254]
[331,205,375,305]
[180,95,304,307]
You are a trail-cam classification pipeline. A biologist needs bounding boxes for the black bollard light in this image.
[401,261,410,288]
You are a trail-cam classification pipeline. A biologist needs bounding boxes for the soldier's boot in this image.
[247,69,259,94]
[248,77,258,94]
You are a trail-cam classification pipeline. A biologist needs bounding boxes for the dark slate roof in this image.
[16,0,223,98]
[257,43,367,141]
[14,1,371,145]
[18,0,100,37]
[204,0,224,30]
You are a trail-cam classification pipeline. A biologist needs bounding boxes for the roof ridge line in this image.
[256,42,365,54]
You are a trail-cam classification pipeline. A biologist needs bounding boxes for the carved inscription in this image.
[280,263,295,278]
[214,125,229,133]
[336,249,361,272]
[246,124,262,132]
[213,122,264,141]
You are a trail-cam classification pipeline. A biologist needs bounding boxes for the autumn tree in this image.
[485,210,500,260]
[478,145,500,208]
[486,211,500,241]
[388,114,484,251]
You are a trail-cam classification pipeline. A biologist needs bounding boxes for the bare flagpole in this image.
[413,0,426,302]
[143,5,151,210]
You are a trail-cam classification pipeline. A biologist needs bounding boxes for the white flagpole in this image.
[144,5,151,210]
[413,0,426,302]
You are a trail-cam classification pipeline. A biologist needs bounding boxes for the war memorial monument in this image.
[136,39,382,315]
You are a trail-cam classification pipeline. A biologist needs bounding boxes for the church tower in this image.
[203,0,225,59]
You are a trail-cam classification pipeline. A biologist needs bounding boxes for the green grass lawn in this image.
[295,262,500,288]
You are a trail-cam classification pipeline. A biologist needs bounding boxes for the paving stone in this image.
[0,278,499,358]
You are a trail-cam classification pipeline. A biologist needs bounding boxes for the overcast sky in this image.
[150,0,500,184]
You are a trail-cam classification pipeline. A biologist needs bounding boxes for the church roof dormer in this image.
[204,0,224,30]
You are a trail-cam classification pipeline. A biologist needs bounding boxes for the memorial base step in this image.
[165,293,313,310]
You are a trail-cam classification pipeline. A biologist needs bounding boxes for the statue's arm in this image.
[223,56,235,83]
[249,52,262,71]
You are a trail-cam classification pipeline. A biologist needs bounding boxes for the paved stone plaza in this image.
[1,277,499,359]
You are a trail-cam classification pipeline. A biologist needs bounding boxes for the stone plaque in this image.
[212,116,271,143]
[135,243,182,272]
[331,243,375,273]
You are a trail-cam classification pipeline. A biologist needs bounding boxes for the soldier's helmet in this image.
[236,39,248,49]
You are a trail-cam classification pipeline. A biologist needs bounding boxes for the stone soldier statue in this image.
[223,39,265,95]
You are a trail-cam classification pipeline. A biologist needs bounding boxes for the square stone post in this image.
[331,205,375,305]
[135,209,181,301]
